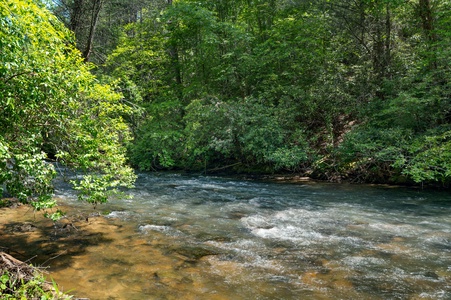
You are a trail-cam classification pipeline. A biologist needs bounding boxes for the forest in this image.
[2,0,451,214]
[59,0,451,185]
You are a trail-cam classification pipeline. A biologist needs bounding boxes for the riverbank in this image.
[196,168,449,190]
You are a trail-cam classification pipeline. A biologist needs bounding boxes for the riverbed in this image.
[1,173,450,299]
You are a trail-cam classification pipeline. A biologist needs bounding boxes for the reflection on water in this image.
[1,173,451,299]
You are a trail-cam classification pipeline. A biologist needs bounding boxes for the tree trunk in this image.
[418,0,437,70]
[419,0,435,40]
[384,3,391,78]
[69,0,84,32]
[166,0,182,87]
[82,0,104,62]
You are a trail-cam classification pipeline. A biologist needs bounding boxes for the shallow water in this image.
[2,173,451,299]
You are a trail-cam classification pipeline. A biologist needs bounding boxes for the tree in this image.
[0,0,136,218]
[51,0,159,64]
[51,0,104,62]
[102,0,451,185]
[336,0,451,185]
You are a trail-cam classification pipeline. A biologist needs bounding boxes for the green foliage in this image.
[338,124,451,185]
[104,0,451,185]
[1,0,135,215]
[337,125,412,182]
[184,97,310,171]
[402,129,451,184]
[0,270,71,300]
[128,98,185,170]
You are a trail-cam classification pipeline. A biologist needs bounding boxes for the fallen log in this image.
[0,251,36,286]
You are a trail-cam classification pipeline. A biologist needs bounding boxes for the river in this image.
[1,172,451,299]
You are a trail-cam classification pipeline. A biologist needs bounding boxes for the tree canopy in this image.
[96,0,451,186]
[2,0,451,193]
[0,0,136,219]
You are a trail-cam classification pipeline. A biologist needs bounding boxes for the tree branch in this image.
[1,71,34,83]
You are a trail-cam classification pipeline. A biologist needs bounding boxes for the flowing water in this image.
[2,173,451,299]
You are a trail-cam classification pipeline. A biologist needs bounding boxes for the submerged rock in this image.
[169,244,223,260]
[423,271,439,280]
[6,222,38,233]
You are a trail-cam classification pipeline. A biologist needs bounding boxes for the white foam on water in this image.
[251,225,323,245]
[106,211,130,218]
[206,238,285,272]
[138,224,186,238]
[423,235,451,246]
[241,208,349,245]
[139,224,172,233]
[418,290,451,299]
[198,183,228,190]
[368,222,423,237]
[340,256,386,267]
[241,214,272,228]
